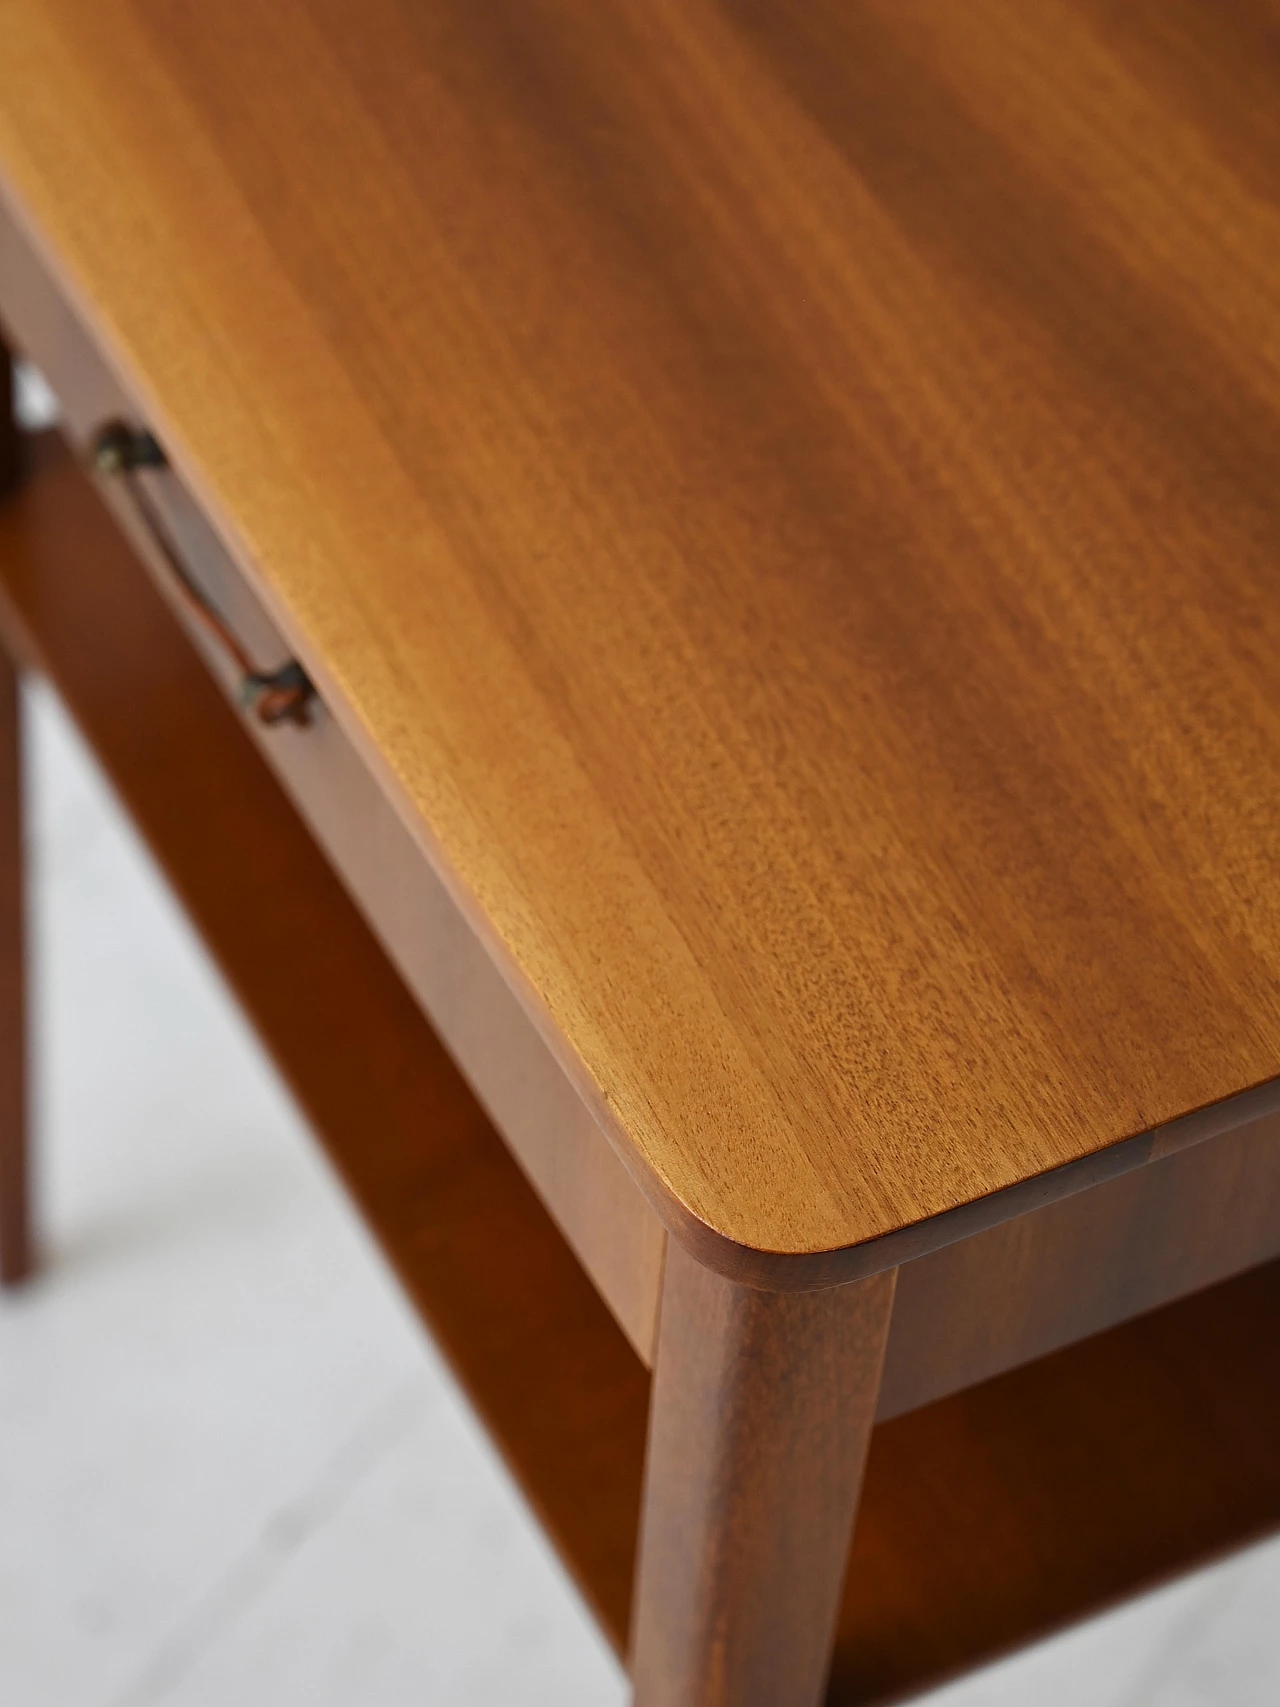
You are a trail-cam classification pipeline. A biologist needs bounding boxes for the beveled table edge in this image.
[667,1075,1280,1291]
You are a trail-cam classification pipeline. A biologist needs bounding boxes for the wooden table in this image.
[2,4,1279,1702]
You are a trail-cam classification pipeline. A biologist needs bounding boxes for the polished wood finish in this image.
[0,350,29,1283]
[632,1247,896,1707]
[0,190,669,1348]
[880,1107,1280,1418]
[0,428,648,1638]
[5,19,1280,1704]
[1,3,1278,1266]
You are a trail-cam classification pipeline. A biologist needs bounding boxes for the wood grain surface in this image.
[1,1,1278,1257]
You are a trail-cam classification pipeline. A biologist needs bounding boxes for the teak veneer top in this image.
[1,0,1278,1261]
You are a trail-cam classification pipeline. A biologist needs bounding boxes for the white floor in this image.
[2,375,1278,1705]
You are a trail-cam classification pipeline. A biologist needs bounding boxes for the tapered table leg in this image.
[0,334,21,497]
[0,335,32,1285]
[631,1238,896,1707]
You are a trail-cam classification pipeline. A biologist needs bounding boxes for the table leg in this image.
[630,1238,896,1707]
[0,336,32,1285]
[1,333,21,497]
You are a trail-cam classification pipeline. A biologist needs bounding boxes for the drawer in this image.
[0,194,665,1364]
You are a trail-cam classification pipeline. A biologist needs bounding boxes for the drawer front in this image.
[0,191,665,1364]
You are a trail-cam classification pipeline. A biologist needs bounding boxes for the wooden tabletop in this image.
[1,0,1278,1260]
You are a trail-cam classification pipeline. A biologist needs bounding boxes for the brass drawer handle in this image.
[90,420,316,728]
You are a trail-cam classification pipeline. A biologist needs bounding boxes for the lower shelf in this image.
[2,430,1278,1703]
[835,1255,1280,1701]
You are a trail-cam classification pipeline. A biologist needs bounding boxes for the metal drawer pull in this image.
[91,420,316,728]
